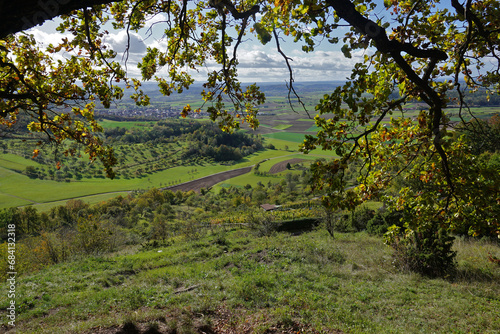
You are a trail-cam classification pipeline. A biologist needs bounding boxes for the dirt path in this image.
[269,158,307,174]
[164,166,253,192]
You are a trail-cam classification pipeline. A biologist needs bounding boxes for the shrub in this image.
[246,211,277,237]
[366,209,404,235]
[349,207,375,232]
[385,223,457,277]
[74,216,115,255]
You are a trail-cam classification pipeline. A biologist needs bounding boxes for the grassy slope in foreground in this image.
[1,229,498,333]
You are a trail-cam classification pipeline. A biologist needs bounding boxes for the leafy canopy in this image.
[0,0,499,236]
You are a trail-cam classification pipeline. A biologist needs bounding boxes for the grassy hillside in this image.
[1,227,498,333]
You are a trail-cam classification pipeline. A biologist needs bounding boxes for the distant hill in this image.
[122,80,345,100]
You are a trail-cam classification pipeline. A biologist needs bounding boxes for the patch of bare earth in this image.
[164,167,252,193]
[269,159,306,174]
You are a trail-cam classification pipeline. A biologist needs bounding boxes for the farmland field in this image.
[262,131,307,143]
[212,169,301,190]
[269,158,308,174]
[98,119,157,129]
[272,124,293,130]
[0,146,294,210]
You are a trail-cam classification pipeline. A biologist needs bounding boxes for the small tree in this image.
[151,214,169,241]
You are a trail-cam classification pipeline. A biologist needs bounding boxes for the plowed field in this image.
[165,166,252,192]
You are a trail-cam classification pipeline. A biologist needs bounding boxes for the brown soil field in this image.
[164,166,252,192]
[251,126,281,135]
[269,158,307,174]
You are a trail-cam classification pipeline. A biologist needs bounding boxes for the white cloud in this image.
[220,49,361,82]
[30,19,360,83]
[30,28,70,47]
[104,31,147,56]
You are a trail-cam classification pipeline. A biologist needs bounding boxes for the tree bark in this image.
[0,0,121,39]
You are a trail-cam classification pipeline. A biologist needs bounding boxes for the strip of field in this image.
[164,166,253,192]
[0,193,33,207]
[0,154,42,169]
[262,132,306,143]
[269,158,308,174]
[25,192,132,211]
[305,125,320,132]
[99,119,157,129]
[272,124,293,130]
[215,173,274,190]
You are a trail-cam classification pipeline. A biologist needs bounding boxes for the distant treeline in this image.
[104,119,203,142]
[105,121,264,162]
[2,120,264,182]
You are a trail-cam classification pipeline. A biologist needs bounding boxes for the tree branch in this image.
[326,0,455,193]
[0,0,123,39]
[273,29,310,117]
[325,0,447,61]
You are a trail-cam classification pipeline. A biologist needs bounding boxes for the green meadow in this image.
[1,227,498,333]
[272,124,293,130]
[262,132,307,143]
[98,119,158,129]
[0,147,296,210]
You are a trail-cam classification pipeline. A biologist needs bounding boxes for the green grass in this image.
[0,154,42,170]
[27,192,131,211]
[262,132,306,143]
[2,229,499,333]
[305,125,320,132]
[263,137,299,150]
[212,172,275,190]
[258,154,314,172]
[272,124,293,130]
[0,149,293,210]
[212,153,318,190]
[0,193,33,207]
[99,119,157,129]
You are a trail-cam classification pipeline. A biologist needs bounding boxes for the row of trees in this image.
[4,119,265,181]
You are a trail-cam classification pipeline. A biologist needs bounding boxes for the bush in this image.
[349,207,375,232]
[366,209,404,235]
[246,211,277,237]
[74,217,115,255]
[385,223,457,277]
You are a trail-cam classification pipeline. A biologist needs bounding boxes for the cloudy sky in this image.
[32,13,362,84]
